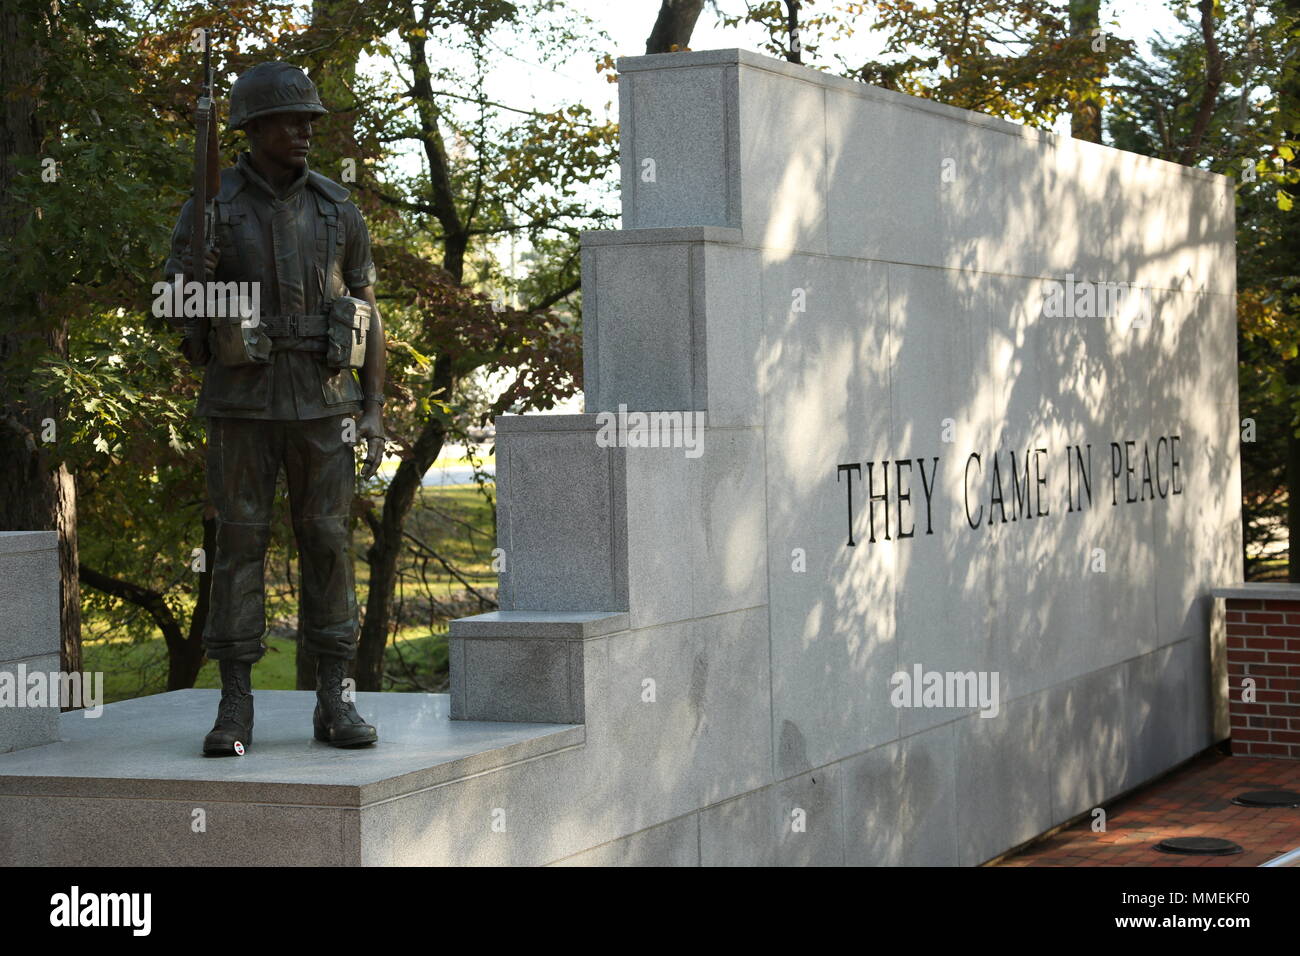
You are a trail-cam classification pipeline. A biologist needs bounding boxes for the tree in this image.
[0,0,618,696]
[1068,0,1104,141]
[340,0,616,689]
[647,0,706,53]
[713,0,1133,131]
[0,0,83,682]
[1108,0,1299,577]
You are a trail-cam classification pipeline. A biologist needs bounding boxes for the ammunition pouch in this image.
[209,314,271,367]
[325,296,371,370]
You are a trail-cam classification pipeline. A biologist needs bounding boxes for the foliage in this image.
[4,0,617,667]
[714,0,1133,128]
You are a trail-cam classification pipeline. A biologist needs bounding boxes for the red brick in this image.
[1257,691,1290,703]
[1274,731,1300,744]
[1265,625,1300,637]
[1263,600,1300,611]
[1271,679,1300,691]
[1248,664,1288,676]
[1285,613,1300,625]
[1269,651,1300,665]
[1269,704,1300,718]
[1227,635,1245,649]
[1247,612,1285,624]
[1233,728,1272,741]
[1228,599,1264,610]
[1251,638,1288,650]
[1230,700,1269,714]
[1250,716,1289,729]
[1228,624,1265,636]
[1250,743,1292,756]
[1233,651,1268,663]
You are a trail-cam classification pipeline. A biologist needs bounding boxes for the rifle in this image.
[184,29,220,366]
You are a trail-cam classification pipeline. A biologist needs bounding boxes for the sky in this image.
[433,0,1194,251]
[471,0,1189,133]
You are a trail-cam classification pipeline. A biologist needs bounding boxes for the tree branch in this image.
[79,563,186,650]
[402,530,498,608]
[1178,0,1224,165]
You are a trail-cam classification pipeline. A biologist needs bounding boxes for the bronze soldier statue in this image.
[164,62,385,754]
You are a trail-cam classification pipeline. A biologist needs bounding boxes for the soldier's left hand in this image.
[358,411,385,482]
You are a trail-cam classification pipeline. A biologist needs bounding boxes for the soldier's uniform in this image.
[164,61,381,753]
[164,154,376,666]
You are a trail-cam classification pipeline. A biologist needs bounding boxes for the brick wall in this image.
[1225,597,1300,758]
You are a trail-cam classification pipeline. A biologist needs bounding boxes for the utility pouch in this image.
[209,314,271,367]
[325,296,370,370]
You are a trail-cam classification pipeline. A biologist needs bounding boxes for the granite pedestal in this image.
[0,690,580,865]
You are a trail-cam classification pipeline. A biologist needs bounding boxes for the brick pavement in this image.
[996,749,1300,867]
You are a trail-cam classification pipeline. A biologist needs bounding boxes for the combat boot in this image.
[313,657,378,748]
[203,660,254,756]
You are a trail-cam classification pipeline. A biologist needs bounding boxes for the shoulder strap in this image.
[214,166,245,203]
[314,190,340,301]
[214,184,250,277]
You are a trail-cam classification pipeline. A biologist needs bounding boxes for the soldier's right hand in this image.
[182,246,221,274]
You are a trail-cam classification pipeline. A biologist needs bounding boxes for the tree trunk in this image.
[784,1,802,65]
[1288,421,1300,582]
[1177,0,1224,164]
[646,0,704,54]
[1281,61,1300,581]
[1068,0,1103,143]
[0,1,82,682]
[80,509,211,692]
[355,358,452,690]
[351,28,466,692]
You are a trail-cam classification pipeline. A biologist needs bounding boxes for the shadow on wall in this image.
[751,71,1237,857]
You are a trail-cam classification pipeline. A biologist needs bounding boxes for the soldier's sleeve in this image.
[342,203,378,290]
[163,198,195,281]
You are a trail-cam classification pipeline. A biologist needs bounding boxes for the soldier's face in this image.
[248,112,314,170]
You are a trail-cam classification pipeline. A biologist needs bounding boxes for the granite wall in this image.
[442,48,1240,866]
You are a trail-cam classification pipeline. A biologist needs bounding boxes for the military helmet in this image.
[228,62,327,131]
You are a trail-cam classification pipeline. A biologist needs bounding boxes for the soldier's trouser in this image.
[203,415,359,663]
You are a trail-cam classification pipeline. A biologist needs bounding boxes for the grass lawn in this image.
[83,627,450,705]
[82,482,492,704]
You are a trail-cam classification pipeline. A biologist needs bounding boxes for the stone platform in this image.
[0,690,581,865]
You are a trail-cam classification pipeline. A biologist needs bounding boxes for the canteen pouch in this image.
[209,313,271,367]
[326,296,370,370]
